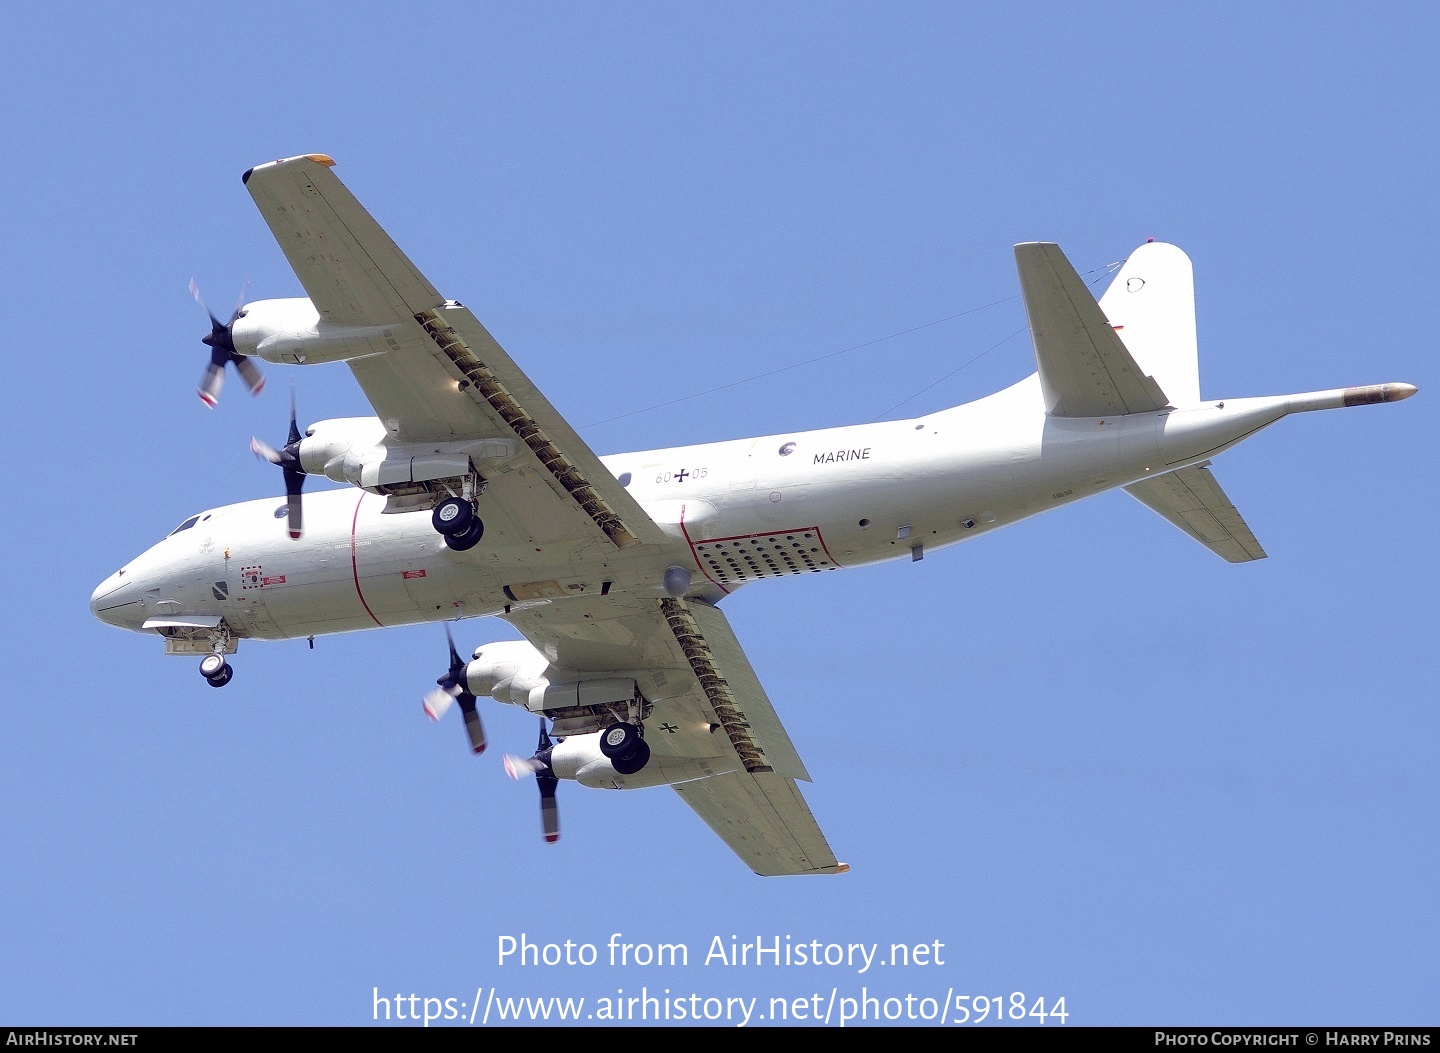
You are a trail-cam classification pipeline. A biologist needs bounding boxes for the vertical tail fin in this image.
[1098,242,1200,406]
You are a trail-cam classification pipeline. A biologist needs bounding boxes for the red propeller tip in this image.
[545,834,559,844]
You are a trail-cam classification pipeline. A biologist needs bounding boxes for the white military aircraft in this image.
[91,154,1416,876]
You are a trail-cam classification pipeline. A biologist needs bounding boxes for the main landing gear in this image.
[199,653,233,688]
[599,721,650,775]
[432,496,484,551]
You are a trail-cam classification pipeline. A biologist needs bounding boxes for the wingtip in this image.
[242,154,334,186]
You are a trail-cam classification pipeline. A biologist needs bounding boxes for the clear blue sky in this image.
[2,1,1434,1026]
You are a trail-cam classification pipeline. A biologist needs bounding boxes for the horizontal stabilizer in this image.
[1124,463,1266,563]
[1016,242,1170,417]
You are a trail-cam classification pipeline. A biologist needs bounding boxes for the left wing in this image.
[501,592,845,875]
[242,153,668,550]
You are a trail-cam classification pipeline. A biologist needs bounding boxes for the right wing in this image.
[1124,462,1267,563]
[1015,242,1171,417]
[501,591,845,876]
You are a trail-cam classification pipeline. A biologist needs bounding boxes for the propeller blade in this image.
[426,626,485,752]
[284,482,304,540]
[198,360,224,408]
[503,754,543,778]
[283,467,305,540]
[228,278,250,326]
[504,719,560,842]
[538,775,560,843]
[189,278,219,328]
[234,355,266,397]
[189,279,260,405]
[457,694,487,754]
[423,686,457,722]
[534,718,559,842]
[249,436,283,465]
[286,390,302,445]
[254,392,306,539]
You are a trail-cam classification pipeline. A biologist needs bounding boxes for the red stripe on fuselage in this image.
[350,491,383,627]
[679,503,730,595]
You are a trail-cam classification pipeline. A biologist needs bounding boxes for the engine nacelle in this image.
[298,418,388,477]
[462,640,551,705]
[294,418,516,492]
[462,642,636,715]
[550,733,740,789]
[231,298,396,365]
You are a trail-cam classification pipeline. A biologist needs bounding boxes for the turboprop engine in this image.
[422,633,651,762]
[292,417,514,493]
[460,640,640,717]
[230,297,394,366]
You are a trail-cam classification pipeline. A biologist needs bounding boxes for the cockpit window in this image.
[168,515,201,536]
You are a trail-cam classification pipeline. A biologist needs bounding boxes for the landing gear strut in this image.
[199,652,233,688]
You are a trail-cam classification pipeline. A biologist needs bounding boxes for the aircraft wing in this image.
[672,772,843,878]
[1015,242,1171,417]
[242,154,668,550]
[501,593,846,876]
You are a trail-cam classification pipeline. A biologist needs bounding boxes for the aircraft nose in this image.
[91,569,143,629]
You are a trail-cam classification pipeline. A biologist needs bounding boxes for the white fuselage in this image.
[91,375,1297,642]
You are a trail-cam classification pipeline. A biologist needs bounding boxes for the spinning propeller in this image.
[190,280,263,407]
[250,392,307,540]
[422,625,488,755]
[504,719,560,843]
